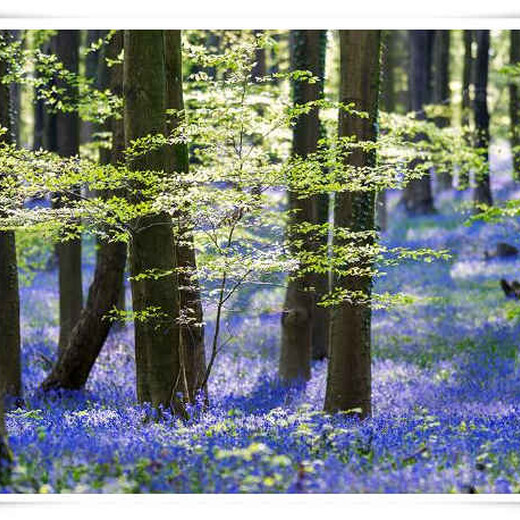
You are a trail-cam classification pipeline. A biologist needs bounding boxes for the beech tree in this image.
[42,31,127,391]
[280,30,327,383]
[0,387,11,485]
[52,30,83,354]
[510,30,520,180]
[433,30,452,191]
[403,30,435,215]
[164,30,207,402]
[324,30,381,417]
[473,30,493,207]
[124,30,184,411]
[0,30,22,401]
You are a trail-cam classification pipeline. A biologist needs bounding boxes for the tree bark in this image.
[280,30,326,383]
[510,30,520,181]
[433,30,453,191]
[125,30,182,409]
[41,31,127,391]
[473,30,493,207]
[404,30,436,215]
[0,30,22,402]
[164,30,207,403]
[52,31,83,355]
[324,30,381,418]
[0,384,11,486]
[251,30,267,81]
[459,30,474,189]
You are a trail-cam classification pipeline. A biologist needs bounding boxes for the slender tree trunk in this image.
[404,30,436,215]
[459,30,474,189]
[125,30,182,409]
[324,30,381,418]
[52,31,83,355]
[280,30,325,382]
[164,30,207,403]
[0,31,22,402]
[41,32,127,391]
[510,30,520,181]
[251,30,267,81]
[473,30,493,207]
[433,30,453,191]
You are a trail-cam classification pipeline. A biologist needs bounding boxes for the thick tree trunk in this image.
[0,387,11,486]
[324,30,381,418]
[0,31,22,402]
[473,30,493,207]
[41,32,127,391]
[52,31,83,355]
[510,30,520,181]
[125,30,182,409]
[433,30,453,191]
[164,30,207,403]
[404,30,436,215]
[280,30,326,382]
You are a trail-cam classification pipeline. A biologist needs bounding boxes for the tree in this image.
[0,384,11,486]
[509,30,520,180]
[403,30,436,215]
[0,30,22,402]
[433,30,452,191]
[324,30,381,418]
[124,30,183,411]
[280,30,326,383]
[459,30,474,189]
[42,31,127,391]
[52,30,83,354]
[473,30,493,207]
[164,30,207,403]
[251,30,267,81]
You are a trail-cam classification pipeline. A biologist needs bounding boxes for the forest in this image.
[0,28,520,494]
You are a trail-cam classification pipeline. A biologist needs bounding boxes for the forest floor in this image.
[4,144,520,493]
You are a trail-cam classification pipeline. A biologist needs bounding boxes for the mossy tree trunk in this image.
[404,30,436,215]
[510,30,520,181]
[53,30,83,355]
[324,30,381,418]
[473,30,493,207]
[164,30,207,403]
[280,30,326,383]
[0,31,21,403]
[124,30,182,410]
[42,32,127,391]
[433,30,453,191]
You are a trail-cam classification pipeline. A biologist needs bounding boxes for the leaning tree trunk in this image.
[0,30,22,402]
[510,30,520,181]
[280,30,326,383]
[324,30,381,418]
[433,30,453,191]
[125,30,182,409]
[52,30,83,355]
[42,32,127,391]
[164,30,207,404]
[404,30,436,215]
[473,30,493,207]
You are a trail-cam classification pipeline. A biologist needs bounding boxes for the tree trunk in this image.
[433,30,453,191]
[404,30,436,215]
[251,30,267,81]
[473,30,493,207]
[125,30,182,409]
[41,31,127,391]
[52,31,83,355]
[0,386,11,486]
[164,30,207,403]
[0,31,22,402]
[510,30,520,181]
[324,30,381,418]
[280,30,325,382]
[459,30,474,189]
